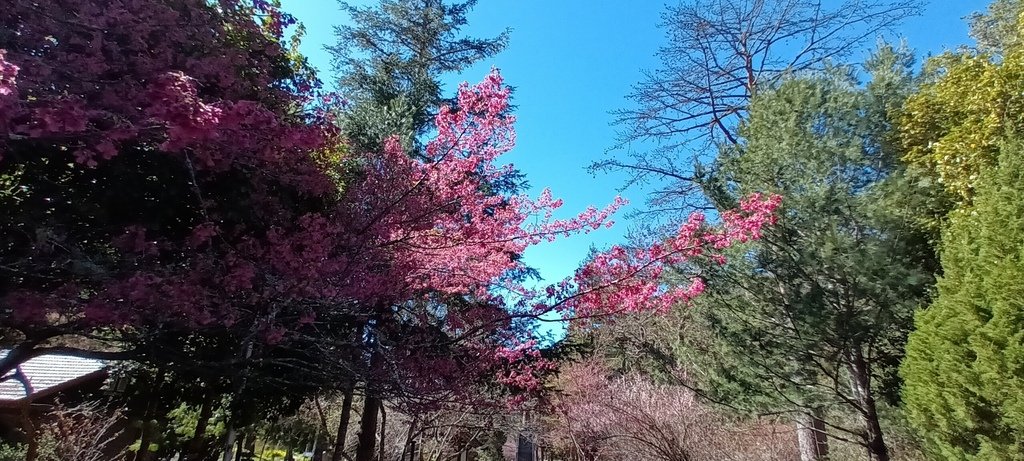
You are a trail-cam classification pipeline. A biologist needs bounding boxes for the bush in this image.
[901,141,1024,460]
[0,442,25,461]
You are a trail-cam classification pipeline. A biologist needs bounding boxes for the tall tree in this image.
[898,3,1024,459]
[597,0,920,218]
[683,50,934,461]
[968,0,1024,55]
[0,0,336,376]
[328,0,509,154]
[0,2,788,460]
[0,0,612,440]
[900,139,1024,461]
[900,3,1024,207]
[327,3,510,458]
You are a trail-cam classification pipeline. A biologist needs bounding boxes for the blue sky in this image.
[281,0,991,286]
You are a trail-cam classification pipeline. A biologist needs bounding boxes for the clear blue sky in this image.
[281,0,991,286]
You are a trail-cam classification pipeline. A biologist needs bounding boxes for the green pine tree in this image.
[901,139,1024,461]
[329,0,509,154]
[683,46,935,461]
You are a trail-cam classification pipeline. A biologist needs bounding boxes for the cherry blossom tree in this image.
[0,4,781,459]
[0,0,335,375]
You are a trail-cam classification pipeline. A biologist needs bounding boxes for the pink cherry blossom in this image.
[0,0,781,412]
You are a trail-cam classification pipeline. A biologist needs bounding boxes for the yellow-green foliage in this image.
[313,140,355,192]
[900,13,1024,204]
[256,448,311,461]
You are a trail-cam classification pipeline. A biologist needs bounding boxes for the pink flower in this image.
[0,49,18,97]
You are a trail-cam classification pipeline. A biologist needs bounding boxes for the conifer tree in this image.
[901,139,1024,461]
[685,48,935,461]
[329,0,509,154]
[327,4,510,459]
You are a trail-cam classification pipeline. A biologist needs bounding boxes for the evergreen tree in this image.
[328,0,509,153]
[684,48,935,461]
[597,0,920,222]
[901,139,1024,461]
[327,4,512,460]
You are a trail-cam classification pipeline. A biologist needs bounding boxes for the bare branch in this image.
[600,0,922,218]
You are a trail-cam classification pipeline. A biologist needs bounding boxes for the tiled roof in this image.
[0,350,108,401]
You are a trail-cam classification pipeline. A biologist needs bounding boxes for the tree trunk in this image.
[378,405,386,461]
[187,395,214,461]
[795,408,829,461]
[221,427,238,461]
[135,419,156,461]
[847,347,889,461]
[399,418,418,461]
[22,403,37,461]
[357,323,382,461]
[246,433,257,461]
[331,386,355,461]
[313,430,328,461]
[137,370,165,461]
[234,432,246,461]
[311,394,329,461]
[355,395,381,461]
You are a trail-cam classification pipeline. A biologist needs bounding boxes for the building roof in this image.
[0,351,108,402]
